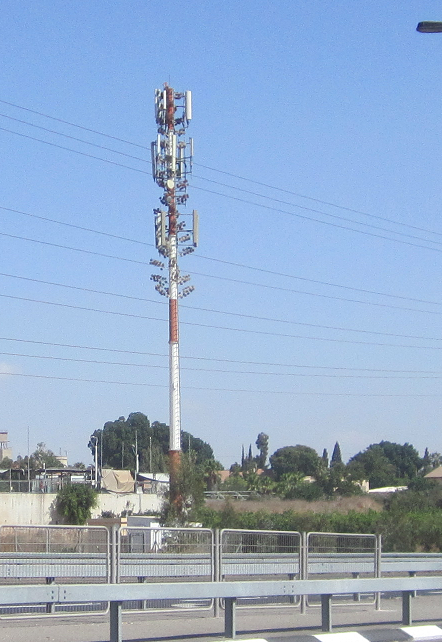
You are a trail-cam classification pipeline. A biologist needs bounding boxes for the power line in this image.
[3,350,442,379]
[0,231,151,265]
[0,205,151,247]
[2,292,442,348]
[3,111,442,248]
[2,271,442,338]
[195,255,442,307]
[1,335,440,373]
[1,229,441,315]
[0,125,151,176]
[2,97,441,240]
[192,174,442,246]
[1,370,442,395]
[3,124,442,253]
[3,202,439,305]
[193,183,442,254]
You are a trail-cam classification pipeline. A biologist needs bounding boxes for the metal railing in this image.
[305,532,379,606]
[0,525,110,615]
[220,528,301,607]
[0,524,441,619]
[0,574,440,642]
[117,526,214,610]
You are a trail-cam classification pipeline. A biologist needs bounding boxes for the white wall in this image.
[0,493,163,525]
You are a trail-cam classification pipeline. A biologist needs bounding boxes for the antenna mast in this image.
[150,85,198,504]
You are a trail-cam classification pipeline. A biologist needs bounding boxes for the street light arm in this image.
[417,21,442,33]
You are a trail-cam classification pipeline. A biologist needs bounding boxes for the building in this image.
[0,432,12,462]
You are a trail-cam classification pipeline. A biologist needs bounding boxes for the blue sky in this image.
[1,1,442,468]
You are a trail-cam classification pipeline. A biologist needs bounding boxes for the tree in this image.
[269,445,322,481]
[202,459,222,491]
[256,433,269,469]
[322,448,329,468]
[348,441,422,488]
[330,442,342,467]
[161,451,205,525]
[91,412,215,472]
[57,484,98,524]
[420,450,442,475]
[16,443,64,470]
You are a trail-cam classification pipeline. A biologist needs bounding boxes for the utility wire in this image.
[2,97,441,240]
[2,271,442,337]
[1,370,442,396]
[0,205,151,247]
[2,292,442,348]
[2,111,441,247]
[2,124,442,253]
[1,230,441,315]
[1,335,439,373]
[3,350,442,379]
[2,203,442,307]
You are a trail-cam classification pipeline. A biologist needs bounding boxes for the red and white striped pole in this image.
[165,86,181,499]
[150,85,196,507]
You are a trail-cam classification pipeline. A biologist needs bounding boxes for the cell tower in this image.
[150,85,198,502]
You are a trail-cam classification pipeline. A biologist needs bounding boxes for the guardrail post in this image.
[138,577,146,610]
[111,526,118,584]
[224,597,237,639]
[321,594,332,632]
[408,571,417,597]
[352,572,360,601]
[110,600,122,642]
[300,531,307,614]
[213,529,220,618]
[375,534,382,611]
[45,577,55,614]
[402,591,412,625]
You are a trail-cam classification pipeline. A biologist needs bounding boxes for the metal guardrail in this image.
[0,525,110,615]
[1,525,442,619]
[220,528,301,607]
[0,575,440,642]
[117,526,214,610]
[305,532,379,607]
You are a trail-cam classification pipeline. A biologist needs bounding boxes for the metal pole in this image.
[321,594,332,632]
[100,430,103,485]
[213,529,220,618]
[402,591,412,625]
[375,533,382,610]
[300,531,307,614]
[27,426,30,492]
[95,439,98,487]
[165,85,181,502]
[110,601,122,642]
[224,597,237,639]
[151,85,196,510]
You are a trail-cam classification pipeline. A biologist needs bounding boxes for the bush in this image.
[57,484,98,525]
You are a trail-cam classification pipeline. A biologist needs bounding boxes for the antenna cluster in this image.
[150,86,198,297]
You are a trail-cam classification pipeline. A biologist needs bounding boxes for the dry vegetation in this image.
[206,495,383,515]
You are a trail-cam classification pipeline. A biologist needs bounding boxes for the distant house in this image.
[424,466,442,483]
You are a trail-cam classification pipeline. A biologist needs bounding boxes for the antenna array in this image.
[149,84,197,500]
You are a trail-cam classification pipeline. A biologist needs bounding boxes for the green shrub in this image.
[57,484,98,525]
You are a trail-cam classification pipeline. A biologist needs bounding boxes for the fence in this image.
[306,532,378,606]
[0,524,440,619]
[0,524,109,615]
[220,529,301,607]
[117,526,214,610]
